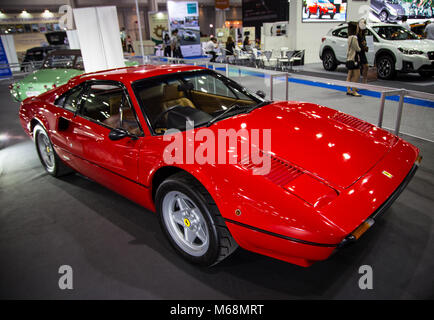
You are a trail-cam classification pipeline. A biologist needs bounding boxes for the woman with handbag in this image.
[346,22,362,97]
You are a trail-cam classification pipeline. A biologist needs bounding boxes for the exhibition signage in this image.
[215,0,230,10]
[148,12,169,45]
[0,37,12,78]
[167,1,201,57]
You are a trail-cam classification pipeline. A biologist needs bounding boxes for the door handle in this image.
[58,117,71,131]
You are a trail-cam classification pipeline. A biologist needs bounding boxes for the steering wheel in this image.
[153,105,182,128]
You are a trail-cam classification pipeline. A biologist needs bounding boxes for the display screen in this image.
[302,0,348,22]
[167,1,201,57]
[369,0,433,22]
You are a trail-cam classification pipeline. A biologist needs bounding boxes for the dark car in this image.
[21,47,56,71]
[371,0,406,22]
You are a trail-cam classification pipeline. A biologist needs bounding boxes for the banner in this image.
[167,1,201,57]
[148,12,169,45]
[0,37,12,78]
[215,0,230,10]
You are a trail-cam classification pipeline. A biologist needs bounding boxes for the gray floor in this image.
[0,77,433,299]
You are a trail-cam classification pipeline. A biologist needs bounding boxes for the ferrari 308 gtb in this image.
[19,65,421,267]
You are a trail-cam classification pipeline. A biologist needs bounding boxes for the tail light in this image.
[321,37,326,43]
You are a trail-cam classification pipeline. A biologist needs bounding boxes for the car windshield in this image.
[372,26,418,40]
[42,54,83,70]
[318,0,329,3]
[386,0,400,4]
[132,70,265,134]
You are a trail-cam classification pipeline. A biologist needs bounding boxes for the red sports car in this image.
[19,65,421,267]
[306,0,337,19]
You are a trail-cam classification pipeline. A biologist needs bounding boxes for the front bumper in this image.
[339,162,419,247]
[398,53,434,72]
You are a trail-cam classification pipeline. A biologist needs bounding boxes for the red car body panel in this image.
[19,65,420,267]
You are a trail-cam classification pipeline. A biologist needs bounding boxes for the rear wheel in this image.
[156,172,238,266]
[376,54,396,80]
[33,124,72,177]
[322,49,338,71]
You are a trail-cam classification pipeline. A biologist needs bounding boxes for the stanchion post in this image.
[378,91,386,128]
[394,90,405,136]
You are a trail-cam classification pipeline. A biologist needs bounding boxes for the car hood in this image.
[214,101,397,189]
[17,68,83,87]
[391,39,434,51]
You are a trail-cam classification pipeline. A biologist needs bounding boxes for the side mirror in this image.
[108,128,129,141]
[256,90,266,99]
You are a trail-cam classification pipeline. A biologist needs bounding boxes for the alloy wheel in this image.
[162,191,210,257]
[37,132,55,172]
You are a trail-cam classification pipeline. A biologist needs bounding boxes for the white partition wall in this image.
[73,6,125,73]
[66,30,80,50]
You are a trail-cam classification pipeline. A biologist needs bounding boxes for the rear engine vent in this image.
[240,154,303,187]
[331,112,373,133]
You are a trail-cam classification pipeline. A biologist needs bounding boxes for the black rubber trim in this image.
[56,146,150,189]
[224,218,339,248]
[370,164,418,220]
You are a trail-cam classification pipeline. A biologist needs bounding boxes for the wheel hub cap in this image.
[162,191,210,257]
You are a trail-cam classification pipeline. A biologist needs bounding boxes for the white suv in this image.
[319,23,434,79]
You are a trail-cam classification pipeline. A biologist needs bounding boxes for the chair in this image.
[288,50,305,72]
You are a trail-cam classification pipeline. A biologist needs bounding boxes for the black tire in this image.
[418,70,434,78]
[376,54,396,80]
[322,49,338,71]
[33,124,73,177]
[156,172,238,266]
[330,14,335,19]
[379,10,388,22]
[317,8,322,18]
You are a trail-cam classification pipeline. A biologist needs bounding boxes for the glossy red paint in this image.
[307,0,336,16]
[19,65,420,267]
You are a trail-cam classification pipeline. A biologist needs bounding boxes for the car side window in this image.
[333,27,348,38]
[63,86,83,113]
[55,85,83,113]
[80,83,142,135]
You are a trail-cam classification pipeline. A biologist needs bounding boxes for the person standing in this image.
[126,35,134,54]
[205,37,218,62]
[171,30,183,58]
[357,20,369,84]
[401,16,411,31]
[163,33,172,57]
[424,20,434,40]
[346,22,361,97]
[225,36,235,56]
[242,36,250,51]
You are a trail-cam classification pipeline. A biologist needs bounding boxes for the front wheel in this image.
[376,55,396,80]
[33,124,72,177]
[156,172,238,266]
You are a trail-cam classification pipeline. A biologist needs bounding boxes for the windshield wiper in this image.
[206,104,248,127]
[248,100,271,113]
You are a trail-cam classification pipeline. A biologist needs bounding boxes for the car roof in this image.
[332,22,404,30]
[75,64,206,84]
